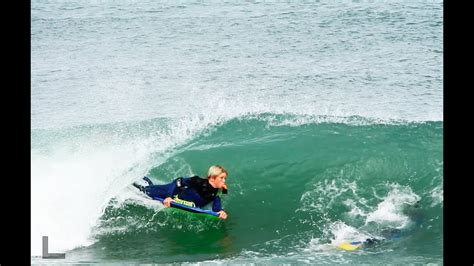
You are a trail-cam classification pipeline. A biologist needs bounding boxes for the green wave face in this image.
[77,115,442,264]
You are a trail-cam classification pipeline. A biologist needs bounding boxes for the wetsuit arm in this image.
[165,179,179,197]
[212,196,223,212]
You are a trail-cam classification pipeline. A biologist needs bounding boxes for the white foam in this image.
[430,185,443,207]
[302,183,422,252]
[365,184,420,228]
[30,120,195,256]
[329,221,373,246]
[31,135,154,256]
[30,109,246,256]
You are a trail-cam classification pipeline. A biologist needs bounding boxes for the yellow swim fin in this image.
[337,241,363,251]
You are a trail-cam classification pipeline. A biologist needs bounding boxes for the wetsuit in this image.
[134,176,226,212]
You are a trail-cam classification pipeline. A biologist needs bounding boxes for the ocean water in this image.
[31,0,443,264]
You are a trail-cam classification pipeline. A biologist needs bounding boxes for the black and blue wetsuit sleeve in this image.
[212,196,222,212]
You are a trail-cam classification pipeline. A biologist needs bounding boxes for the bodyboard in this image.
[152,196,220,219]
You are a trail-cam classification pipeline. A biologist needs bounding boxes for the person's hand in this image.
[217,210,228,220]
[163,197,174,208]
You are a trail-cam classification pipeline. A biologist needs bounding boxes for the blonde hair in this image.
[207,165,228,178]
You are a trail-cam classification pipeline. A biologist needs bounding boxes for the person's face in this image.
[210,172,227,189]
